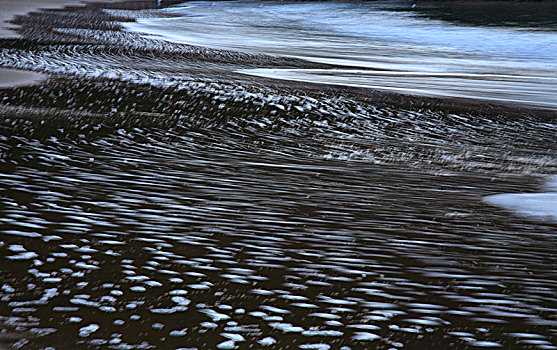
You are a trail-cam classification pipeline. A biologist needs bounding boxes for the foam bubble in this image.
[484,191,557,222]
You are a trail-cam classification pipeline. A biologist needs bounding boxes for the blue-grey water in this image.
[0,1,556,349]
[124,1,557,109]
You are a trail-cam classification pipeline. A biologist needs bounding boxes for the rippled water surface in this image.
[0,1,556,349]
[124,1,557,109]
[0,88,556,348]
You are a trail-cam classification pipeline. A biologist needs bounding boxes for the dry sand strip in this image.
[0,0,128,88]
[0,68,45,89]
[0,0,132,39]
[0,0,95,39]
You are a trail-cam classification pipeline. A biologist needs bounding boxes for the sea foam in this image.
[484,176,557,223]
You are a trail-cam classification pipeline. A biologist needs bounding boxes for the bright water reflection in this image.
[124,1,557,109]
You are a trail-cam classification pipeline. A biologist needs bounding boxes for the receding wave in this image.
[123,1,557,109]
[0,2,556,349]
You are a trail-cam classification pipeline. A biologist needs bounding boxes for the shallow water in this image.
[0,79,556,348]
[124,1,557,109]
[0,1,556,349]
[484,176,557,223]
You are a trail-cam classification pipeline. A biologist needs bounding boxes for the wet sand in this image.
[0,0,81,87]
[0,0,90,39]
[0,0,134,39]
[0,0,127,88]
[0,1,556,349]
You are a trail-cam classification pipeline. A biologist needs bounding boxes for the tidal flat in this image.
[0,1,556,349]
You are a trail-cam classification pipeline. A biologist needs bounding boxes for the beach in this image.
[0,1,556,349]
[0,0,80,87]
[0,0,97,39]
[0,0,129,88]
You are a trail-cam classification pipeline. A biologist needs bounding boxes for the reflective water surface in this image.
[1,80,556,348]
[0,1,556,349]
[124,1,557,109]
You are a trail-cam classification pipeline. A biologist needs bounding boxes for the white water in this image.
[123,0,557,109]
[484,176,557,223]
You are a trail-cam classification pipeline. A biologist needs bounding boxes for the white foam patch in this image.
[484,176,557,223]
[79,324,99,338]
[217,340,236,349]
[258,337,276,346]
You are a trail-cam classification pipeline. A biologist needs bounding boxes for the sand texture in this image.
[0,0,128,88]
[0,0,95,39]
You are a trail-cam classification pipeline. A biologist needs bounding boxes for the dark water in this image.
[407,1,557,29]
[1,79,556,349]
[0,1,557,349]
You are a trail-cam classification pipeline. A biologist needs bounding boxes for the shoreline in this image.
[121,0,557,116]
[0,0,92,40]
[0,0,128,88]
[0,0,87,88]
[0,0,135,39]
[0,2,555,348]
[0,0,555,119]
